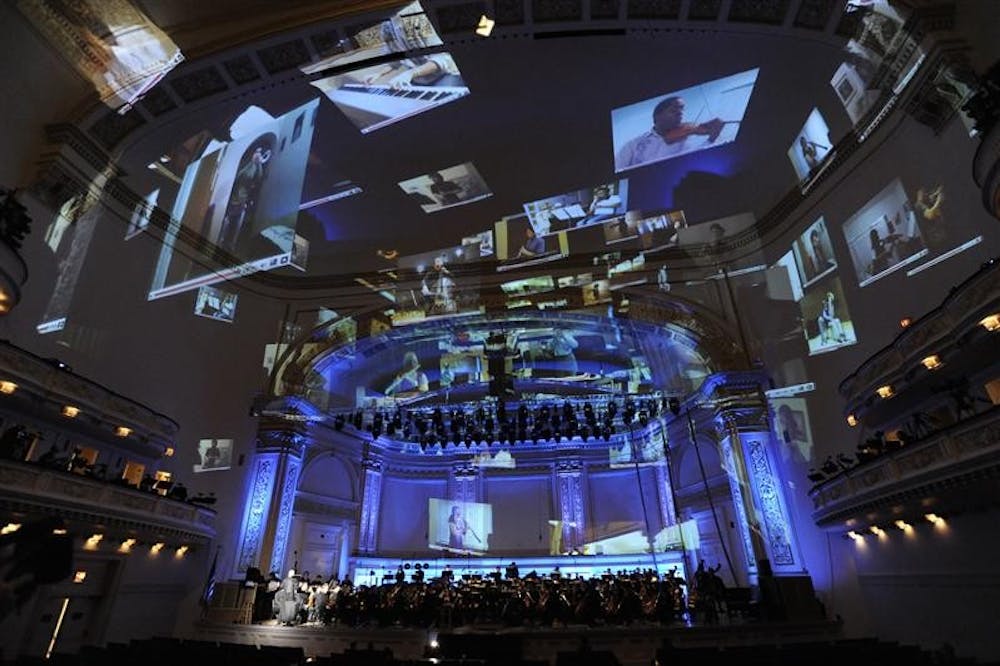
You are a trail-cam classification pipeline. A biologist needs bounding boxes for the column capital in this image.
[555,458,583,475]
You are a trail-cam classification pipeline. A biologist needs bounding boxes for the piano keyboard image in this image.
[326,83,470,132]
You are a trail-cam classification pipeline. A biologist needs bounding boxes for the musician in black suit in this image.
[506,561,520,579]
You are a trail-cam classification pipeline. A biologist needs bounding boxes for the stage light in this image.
[847,530,864,542]
[175,545,188,558]
[846,414,858,427]
[979,314,1000,331]
[0,381,17,394]
[875,385,894,399]
[925,513,945,526]
[475,14,495,36]
[115,426,132,437]
[894,520,912,531]
[73,571,87,584]
[120,538,137,553]
[1,523,21,535]
[869,525,885,537]
[921,355,943,370]
[85,534,103,550]
[150,542,164,554]
[62,405,80,418]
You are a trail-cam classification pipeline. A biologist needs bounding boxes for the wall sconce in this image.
[899,317,913,328]
[164,447,174,457]
[62,405,80,418]
[869,525,886,537]
[73,571,87,584]
[847,530,864,542]
[85,534,103,550]
[925,513,945,526]
[0,381,17,394]
[119,538,137,553]
[846,414,858,427]
[980,314,1000,332]
[175,545,188,558]
[115,426,132,437]
[150,542,164,554]
[876,385,894,399]
[52,528,67,535]
[894,520,912,531]
[921,355,942,370]
[1,523,21,535]
[475,14,495,36]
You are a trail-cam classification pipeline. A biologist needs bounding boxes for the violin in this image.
[661,118,737,145]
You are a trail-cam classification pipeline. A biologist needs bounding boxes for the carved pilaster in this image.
[357,455,383,554]
[554,459,585,552]
[235,453,279,574]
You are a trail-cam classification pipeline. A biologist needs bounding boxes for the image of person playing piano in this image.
[364,53,463,88]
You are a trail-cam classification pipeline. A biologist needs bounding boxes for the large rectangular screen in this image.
[390,244,482,325]
[612,68,759,172]
[149,100,319,300]
[300,2,442,74]
[194,285,238,323]
[398,162,492,212]
[788,108,834,183]
[523,180,629,234]
[792,217,838,288]
[428,499,493,554]
[842,178,927,286]
[495,215,569,271]
[17,0,183,112]
[799,276,858,355]
[310,53,469,133]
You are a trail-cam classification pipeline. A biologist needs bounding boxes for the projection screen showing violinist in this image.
[428,499,493,554]
[612,68,759,172]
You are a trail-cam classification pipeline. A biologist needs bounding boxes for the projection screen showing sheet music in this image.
[148,99,319,300]
[612,68,759,172]
[428,499,493,554]
[310,53,469,133]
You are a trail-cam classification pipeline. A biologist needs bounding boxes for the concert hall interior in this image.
[1,1,1000,664]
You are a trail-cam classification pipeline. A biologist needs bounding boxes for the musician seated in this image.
[615,96,726,171]
[505,561,520,579]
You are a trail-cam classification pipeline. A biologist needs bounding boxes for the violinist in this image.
[615,96,726,171]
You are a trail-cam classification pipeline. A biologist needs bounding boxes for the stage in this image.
[187,616,845,666]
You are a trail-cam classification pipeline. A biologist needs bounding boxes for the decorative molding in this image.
[0,459,215,543]
[235,454,278,573]
[810,408,1000,527]
[269,459,301,574]
[719,436,758,573]
[745,439,795,567]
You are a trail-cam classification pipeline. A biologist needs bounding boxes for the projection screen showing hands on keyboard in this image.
[310,53,470,133]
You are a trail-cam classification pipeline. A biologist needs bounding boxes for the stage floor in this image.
[188,617,845,666]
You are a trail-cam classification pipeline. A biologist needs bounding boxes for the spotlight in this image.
[875,385,894,399]
[0,381,17,394]
[979,314,1000,331]
[894,520,911,531]
[847,530,864,542]
[62,405,80,418]
[475,14,495,36]
[925,513,945,525]
[869,525,886,537]
[846,414,858,427]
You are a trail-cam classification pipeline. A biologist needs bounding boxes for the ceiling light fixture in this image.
[846,414,858,427]
[0,381,17,394]
[73,571,87,584]
[921,355,943,370]
[475,14,495,37]
[869,525,886,537]
[899,317,912,328]
[876,385,894,399]
[175,545,188,557]
[925,513,945,525]
[120,538,137,553]
[980,314,1000,332]
[1,523,21,535]
[115,426,132,437]
[847,530,864,542]
[62,405,80,418]
[894,519,912,531]
[150,542,164,554]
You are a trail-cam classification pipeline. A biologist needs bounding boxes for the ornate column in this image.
[234,422,306,575]
[654,460,678,528]
[553,459,586,553]
[357,454,383,554]
[720,413,802,576]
